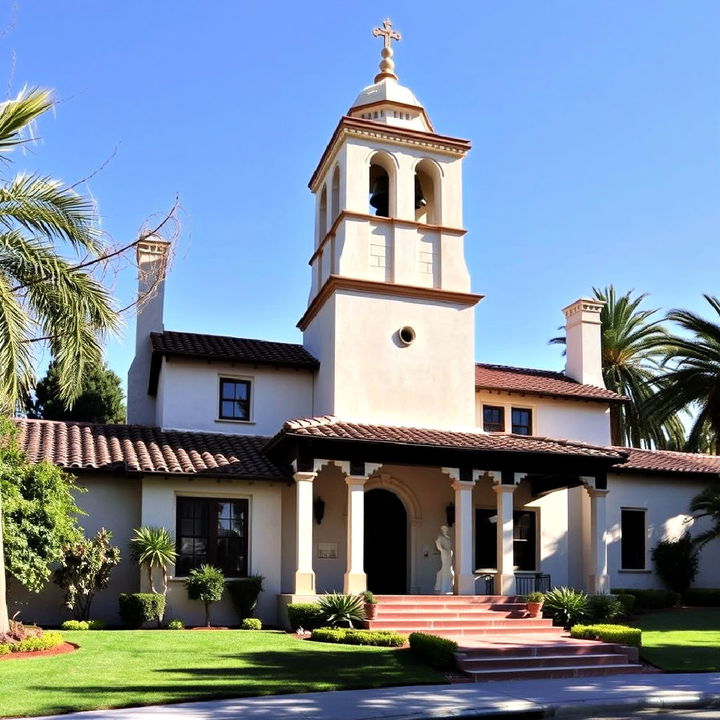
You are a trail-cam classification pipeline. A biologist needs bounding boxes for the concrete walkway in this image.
[31,673,720,720]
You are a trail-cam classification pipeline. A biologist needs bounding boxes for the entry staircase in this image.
[368,595,642,682]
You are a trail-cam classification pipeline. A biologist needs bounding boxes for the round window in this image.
[398,326,416,345]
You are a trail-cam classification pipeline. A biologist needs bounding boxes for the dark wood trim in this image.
[298,274,483,330]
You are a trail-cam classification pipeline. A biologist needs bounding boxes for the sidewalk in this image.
[31,673,720,720]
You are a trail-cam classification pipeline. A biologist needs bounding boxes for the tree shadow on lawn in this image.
[27,647,444,716]
[641,642,720,672]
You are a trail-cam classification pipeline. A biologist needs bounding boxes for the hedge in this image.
[683,588,720,607]
[409,632,458,669]
[570,624,642,648]
[60,619,107,631]
[310,628,406,647]
[241,618,262,630]
[118,593,166,628]
[0,630,64,655]
[286,602,324,631]
[611,588,680,610]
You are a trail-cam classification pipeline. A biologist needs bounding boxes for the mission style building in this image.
[14,23,720,627]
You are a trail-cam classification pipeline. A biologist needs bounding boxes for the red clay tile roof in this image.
[613,447,720,476]
[15,419,286,480]
[151,331,319,370]
[475,363,627,403]
[278,416,627,460]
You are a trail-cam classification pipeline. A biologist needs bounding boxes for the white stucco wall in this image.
[11,474,141,626]
[606,473,720,591]
[140,475,283,626]
[474,390,612,446]
[155,357,314,435]
[305,290,476,429]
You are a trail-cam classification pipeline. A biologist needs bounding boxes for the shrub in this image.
[185,564,225,627]
[286,603,324,631]
[1,630,64,654]
[118,593,166,629]
[570,624,642,648]
[227,575,264,620]
[526,592,545,603]
[683,588,720,606]
[87,619,107,630]
[317,593,365,628]
[61,620,88,631]
[611,588,680,609]
[361,590,377,604]
[652,533,699,594]
[613,593,636,615]
[311,628,405,647]
[409,632,458,670]
[166,619,185,630]
[542,587,588,628]
[241,618,262,630]
[586,594,624,623]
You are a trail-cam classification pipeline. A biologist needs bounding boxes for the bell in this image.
[414,177,427,210]
[369,175,389,217]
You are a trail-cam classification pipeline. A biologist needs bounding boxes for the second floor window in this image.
[483,405,505,432]
[511,408,532,435]
[219,378,251,421]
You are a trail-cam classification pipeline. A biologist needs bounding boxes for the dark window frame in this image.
[175,496,249,578]
[483,405,505,433]
[218,377,252,421]
[474,507,538,572]
[511,407,532,435]
[620,508,647,570]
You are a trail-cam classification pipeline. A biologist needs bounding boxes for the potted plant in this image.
[361,590,378,621]
[526,591,545,618]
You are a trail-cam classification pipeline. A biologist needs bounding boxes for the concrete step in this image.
[374,603,527,614]
[463,663,643,682]
[456,652,632,671]
[454,641,639,661]
[374,595,523,604]
[367,623,564,637]
[369,617,554,630]
[374,610,529,621]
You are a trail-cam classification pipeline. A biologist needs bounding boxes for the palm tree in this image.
[653,295,720,453]
[551,286,684,448]
[0,87,118,634]
[129,526,177,596]
[688,483,720,549]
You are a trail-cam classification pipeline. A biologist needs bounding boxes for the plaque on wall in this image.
[317,542,338,559]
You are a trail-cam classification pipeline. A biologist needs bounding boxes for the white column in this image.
[587,488,609,593]
[294,471,317,595]
[452,479,476,595]
[493,483,516,595]
[343,475,367,594]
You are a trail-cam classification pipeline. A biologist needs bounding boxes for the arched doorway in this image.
[364,489,407,594]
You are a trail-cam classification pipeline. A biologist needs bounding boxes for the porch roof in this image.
[265,415,628,475]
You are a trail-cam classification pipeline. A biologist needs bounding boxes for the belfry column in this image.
[583,476,609,593]
[294,470,317,594]
[492,472,524,595]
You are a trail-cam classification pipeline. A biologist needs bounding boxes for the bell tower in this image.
[300,20,481,429]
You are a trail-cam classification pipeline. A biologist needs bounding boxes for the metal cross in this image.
[372,18,401,50]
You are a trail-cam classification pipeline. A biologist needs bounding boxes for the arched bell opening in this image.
[414,159,441,225]
[318,185,328,243]
[331,165,340,223]
[368,153,396,218]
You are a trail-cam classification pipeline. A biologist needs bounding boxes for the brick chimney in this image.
[127,236,171,424]
[562,298,605,388]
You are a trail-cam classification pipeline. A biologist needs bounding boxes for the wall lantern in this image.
[313,497,326,525]
[445,502,455,527]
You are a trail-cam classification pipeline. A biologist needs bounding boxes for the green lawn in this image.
[636,608,720,672]
[0,630,444,717]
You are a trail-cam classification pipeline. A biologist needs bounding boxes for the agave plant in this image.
[541,587,588,629]
[317,593,366,628]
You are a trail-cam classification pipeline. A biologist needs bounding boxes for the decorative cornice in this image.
[297,274,483,331]
[349,99,435,133]
[309,211,467,266]
[309,116,471,192]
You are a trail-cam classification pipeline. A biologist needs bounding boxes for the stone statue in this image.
[434,525,454,594]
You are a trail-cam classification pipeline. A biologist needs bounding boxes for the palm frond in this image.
[0,87,53,156]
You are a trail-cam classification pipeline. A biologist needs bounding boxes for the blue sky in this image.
[6,1,720,389]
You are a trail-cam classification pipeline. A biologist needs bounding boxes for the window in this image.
[219,378,251,421]
[621,508,646,570]
[474,508,537,571]
[511,408,532,435]
[176,497,249,577]
[483,405,505,432]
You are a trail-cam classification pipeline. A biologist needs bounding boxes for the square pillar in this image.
[492,483,516,595]
[293,471,317,594]
[587,488,609,593]
[343,475,368,594]
[452,479,476,595]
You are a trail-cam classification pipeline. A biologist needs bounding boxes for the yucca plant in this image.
[542,587,588,629]
[317,593,366,628]
[129,526,177,596]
